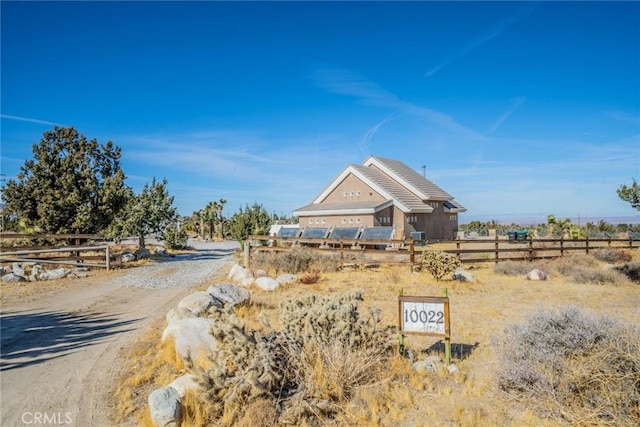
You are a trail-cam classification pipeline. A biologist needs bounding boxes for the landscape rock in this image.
[453,267,475,282]
[2,273,27,283]
[229,264,254,282]
[155,247,168,256]
[120,252,136,263]
[148,386,182,427]
[39,267,72,281]
[413,355,445,374]
[228,263,245,280]
[167,374,200,398]
[135,247,152,260]
[526,268,548,281]
[161,317,217,364]
[255,276,280,291]
[206,283,250,307]
[12,263,25,277]
[166,307,198,325]
[276,273,297,285]
[177,291,223,316]
[29,265,42,281]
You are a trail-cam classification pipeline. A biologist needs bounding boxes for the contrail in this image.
[0,114,64,127]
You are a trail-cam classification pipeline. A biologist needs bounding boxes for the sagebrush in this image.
[494,306,640,425]
[250,247,342,274]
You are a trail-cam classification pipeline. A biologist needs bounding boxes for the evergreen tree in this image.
[617,179,640,211]
[2,126,131,233]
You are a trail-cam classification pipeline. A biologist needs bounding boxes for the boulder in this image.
[135,247,152,260]
[167,374,200,398]
[255,277,280,291]
[39,268,72,281]
[453,267,475,283]
[228,263,254,282]
[413,355,445,374]
[166,307,197,325]
[148,386,182,427]
[2,273,27,283]
[161,317,217,364]
[0,266,7,276]
[276,274,298,285]
[12,263,25,277]
[206,283,250,307]
[177,291,223,316]
[29,265,43,281]
[526,268,548,281]
[120,252,136,263]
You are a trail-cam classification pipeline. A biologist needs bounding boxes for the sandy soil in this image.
[0,244,235,427]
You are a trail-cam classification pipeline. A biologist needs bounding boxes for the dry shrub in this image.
[494,260,538,276]
[593,248,633,263]
[421,250,461,281]
[299,270,321,285]
[617,262,640,283]
[234,398,278,427]
[251,247,341,274]
[494,306,640,425]
[196,290,395,426]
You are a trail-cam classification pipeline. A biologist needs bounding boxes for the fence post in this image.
[585,235,590,255]
[456,241,461,261]
[495,234,499,262]
[243,242,250,268]
[560,236,564,257]
[528,239,533,261]
[106,245,110,271]
[409,240,415,264]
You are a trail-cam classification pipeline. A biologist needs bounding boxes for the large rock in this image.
[255,277,280,291]
[228,263,254,282]
[413,355,445,374]
[2,273,27,283]
[148,386,182,427]
[177,291,223,316]
[452,267,475,283]
[39,267,72,281]
[162,317,217,364]
[276,274,298,285]
[167,374,200,398]
[240,277,255,287]
[206,283,250,307]
[155,247,168,256]
[12,263,25,277]
[120,252,136,263]
[135,247,152,260]
[526,268,548,281]
[166,307,197,325]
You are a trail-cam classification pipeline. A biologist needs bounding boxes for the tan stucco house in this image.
[293,156,466,240]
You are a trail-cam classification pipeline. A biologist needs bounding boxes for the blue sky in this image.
[1,1,639,224]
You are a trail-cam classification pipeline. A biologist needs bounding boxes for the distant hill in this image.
[460,214,640,226]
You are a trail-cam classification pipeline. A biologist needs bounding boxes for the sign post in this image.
[398,293,451,365]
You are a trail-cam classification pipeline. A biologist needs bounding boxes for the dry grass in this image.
[116,251,640,426]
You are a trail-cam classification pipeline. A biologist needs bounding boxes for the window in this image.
[321,219,326,224]
[343,191,348,197]
[356,218,361,223]
[356,191,361,196]
[350,191,355,196]
[315,219,320,224]
[349,218,354,223]
[341,218,347,224]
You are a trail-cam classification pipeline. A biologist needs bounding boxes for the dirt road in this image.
[0,242,238,426]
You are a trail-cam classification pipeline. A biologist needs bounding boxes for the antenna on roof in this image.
[421,165,426,178]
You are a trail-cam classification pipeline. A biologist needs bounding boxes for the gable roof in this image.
[299,156,466,215]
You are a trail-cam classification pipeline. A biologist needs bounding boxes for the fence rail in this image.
[0,245,111,270]
[248,235,639,267]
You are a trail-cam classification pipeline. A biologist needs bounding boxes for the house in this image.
[293,156,466,240]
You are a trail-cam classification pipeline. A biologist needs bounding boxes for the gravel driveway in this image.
[0,240,240,426]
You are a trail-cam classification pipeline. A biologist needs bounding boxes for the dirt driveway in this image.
[0,241,238,426]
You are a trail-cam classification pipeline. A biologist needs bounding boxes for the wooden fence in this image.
[248,235,639,267]
[0,233,111,270]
